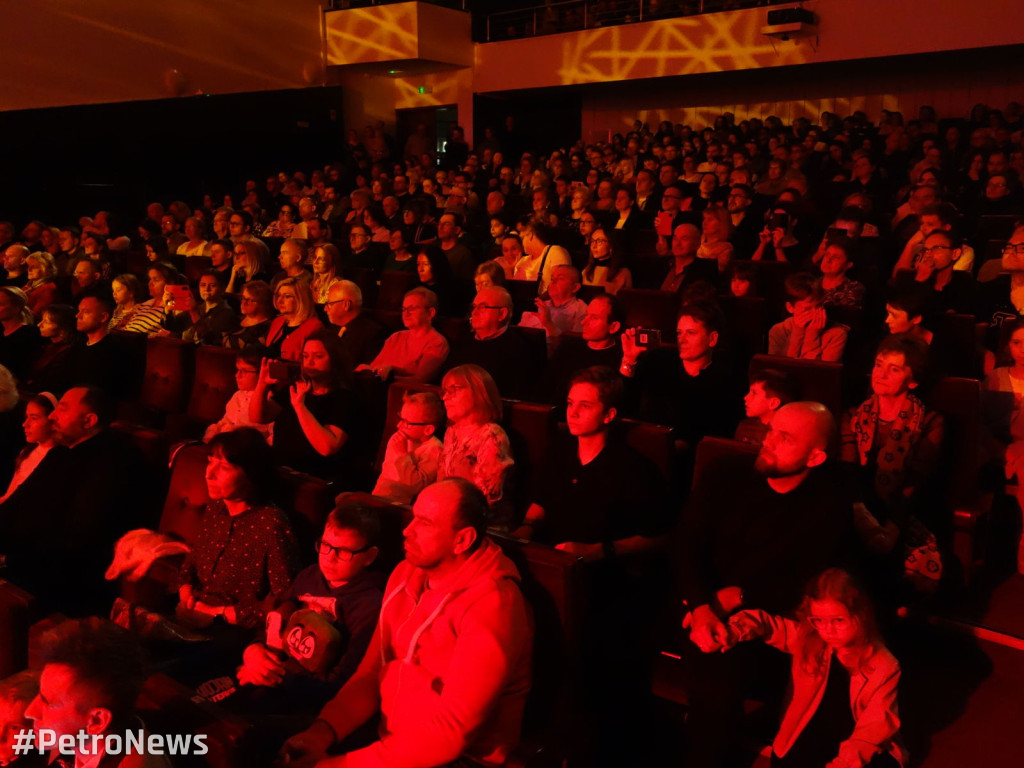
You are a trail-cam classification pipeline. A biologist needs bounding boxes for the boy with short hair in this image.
[768,272,847,361]
[236,500,386,709]
[204,345,274,443]
[734,368,800,445]
[372,391,445,504]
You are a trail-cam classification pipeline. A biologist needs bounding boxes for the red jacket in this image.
[318,538,533,768]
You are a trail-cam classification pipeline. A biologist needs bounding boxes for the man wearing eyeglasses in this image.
[280,479,532,768]
[892,230,976,315]
[324,280,387,367]
[235,500,385,717]
[443,285,538,399]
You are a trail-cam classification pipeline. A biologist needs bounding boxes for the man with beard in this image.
[674,400,855,768]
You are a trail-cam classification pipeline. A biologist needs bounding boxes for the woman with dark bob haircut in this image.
[177,427,298,630]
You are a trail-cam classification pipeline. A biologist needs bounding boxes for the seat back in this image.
[505,279,540,322]
[110,331,149,401]
[183,256,212,284]
[278,467,335,554]
[925,377,982,512]
[749,354,845,420]
[619,288,680,337]
[187,346,238,425]
[159,442,212,544]
[140,336,196,415]
[691,436,760,491]
[717,294,768,357]
[502,400,556,503]
[492,535,588,759]
[514,325,550,369]
[615,418,675,481]
[376,270,418,312]
[931,312,981,378]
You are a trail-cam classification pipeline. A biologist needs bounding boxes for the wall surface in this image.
[474,0,1024,94]
[578,48,1024,138]
[0,0,325,112]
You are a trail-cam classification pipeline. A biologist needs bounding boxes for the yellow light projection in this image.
[559,13,810,84]
[325,5,418,66]
[395,69,472,109]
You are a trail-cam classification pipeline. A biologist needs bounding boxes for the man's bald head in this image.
[755,401,835,480]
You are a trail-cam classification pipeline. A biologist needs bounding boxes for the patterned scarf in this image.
[850,392,928,501]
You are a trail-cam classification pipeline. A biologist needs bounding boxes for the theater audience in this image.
[265,277,323,361]
[0,287,40,381]
[734,367,800,446]
[768,273,848,362]
[0,387,143,614]
[177,428,298,629]
[680,401,853,768]
[582,227,632,294]
[204,346,274,444]
[698,206,735,273]
[121,265,172,335]
[24,303,77,394]
[726,568,906,768]
[323,280,387,367]
[515,220,571,293]
[357,287,449,382]
[661,223,718,294]
[621,301,741,450]
[372,391,445,504]
[518,264,587,352]
[445,286,538,400]
[0,392,62,506]
[819,240,865,309]
[841,336,944,565]
[279,479,532,768]
[251,329,357,481]
[225,279,274,350]
[438,364,514,522]
[23,251,58,320]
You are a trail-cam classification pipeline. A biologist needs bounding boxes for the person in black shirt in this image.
[679,401,855,768]
[620,300,741,451]
[250,328,358,483]
[536,293,624,404]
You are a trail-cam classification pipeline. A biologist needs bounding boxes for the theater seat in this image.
[618,288,679,337]
[506,279,540,323]
[748,354,844,421]
[121,336,196,425]
[183,256,213,284]
[0,580,36,678]
[278,466,336,554]
[492,536,588,768]
[925,377,989,582]
[376,270,418,312]
[166,346,239,441]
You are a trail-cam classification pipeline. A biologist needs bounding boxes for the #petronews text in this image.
[13,729,209,757]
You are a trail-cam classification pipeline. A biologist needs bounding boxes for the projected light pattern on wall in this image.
[558,13,808,85]
[325,5,419,65]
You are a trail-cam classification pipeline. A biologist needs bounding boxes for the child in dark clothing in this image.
[735,368,801,446]
[233,500,386,712]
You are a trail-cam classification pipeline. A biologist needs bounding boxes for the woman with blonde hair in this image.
[311,244,343,304]
[24,251,59,320]
[438,364,515,526]
[698,205,735,273]
[226,240,267,295]
[264,277,323,361]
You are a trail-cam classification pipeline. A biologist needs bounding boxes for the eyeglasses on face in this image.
[1002,243,1024,254]
[399,416,432,426]
[315,539,373,561]
[920,245,952,255]
[470,304,503,313]
[442,384,467,397]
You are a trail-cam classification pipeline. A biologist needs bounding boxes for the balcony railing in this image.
[326,0,467,10]
[484,0,786,42]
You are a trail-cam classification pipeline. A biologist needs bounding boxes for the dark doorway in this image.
[395,104,458,165]
[473,90,582,162]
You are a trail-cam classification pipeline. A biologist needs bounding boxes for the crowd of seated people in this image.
[0,101,1023,768]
